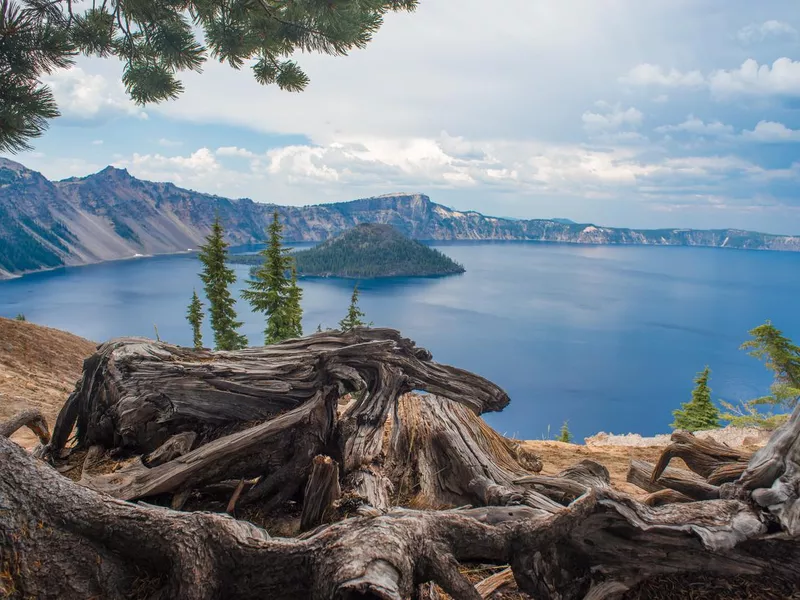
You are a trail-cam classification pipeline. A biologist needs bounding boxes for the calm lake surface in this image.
[2,242,798,441]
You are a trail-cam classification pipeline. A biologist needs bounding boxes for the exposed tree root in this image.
[2,330,799,599]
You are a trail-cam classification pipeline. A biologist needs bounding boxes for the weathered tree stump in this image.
[2,329,800,599]
[301,455,341,532]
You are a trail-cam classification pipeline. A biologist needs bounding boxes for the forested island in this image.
[231,223,465,278]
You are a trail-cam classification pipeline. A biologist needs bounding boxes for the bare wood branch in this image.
[0,408,50,444]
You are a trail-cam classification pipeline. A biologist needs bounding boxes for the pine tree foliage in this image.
[0,0,418,153]
[556,421,572,443]
[339,283,370,331]
[721,321,800,429]
[280,223,465,278]
[286,263,303,339]
[198,215,247,351]
[186,289,204,349]
[671,366,720,432]
[242,210,302,344]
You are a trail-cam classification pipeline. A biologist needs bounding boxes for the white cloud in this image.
[709,58,800,96]
[741,120,800,142]
[582,103,643,133]
[655,115,734,137]
[106,136,775,208]
[620,64,705,87]
[113,149,222,187]
[42,67,147,121]
[737,20,797,44]
[91,140,103,145]
[216,146,258,158]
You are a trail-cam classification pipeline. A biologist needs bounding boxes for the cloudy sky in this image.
[7,0,800,233]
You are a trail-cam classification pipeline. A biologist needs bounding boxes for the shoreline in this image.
[5,238,800,282]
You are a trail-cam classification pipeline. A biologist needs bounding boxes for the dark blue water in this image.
[1,242,797,441]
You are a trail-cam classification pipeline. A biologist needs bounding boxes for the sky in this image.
[6,0,800,233]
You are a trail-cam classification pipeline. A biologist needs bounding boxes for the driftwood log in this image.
[2,328,800,599]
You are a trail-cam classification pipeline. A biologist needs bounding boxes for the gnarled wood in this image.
[736,402,800,535]
[9,329,800,599]
[48,330,509,457]
[628,459,720,500]
[475,567,514,598]
[4,435,800,600]
[301,455,341,532]
[0,408,50,445]
[652,430,751,481]
[144,431,197,467]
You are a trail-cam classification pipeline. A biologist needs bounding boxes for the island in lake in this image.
[232,223,465,278]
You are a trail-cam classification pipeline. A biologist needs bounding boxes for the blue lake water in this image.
[1,242,798,441]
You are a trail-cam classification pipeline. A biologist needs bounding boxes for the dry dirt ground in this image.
[0,316,95,448]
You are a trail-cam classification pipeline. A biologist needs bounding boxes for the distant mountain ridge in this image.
[2,158,800,278]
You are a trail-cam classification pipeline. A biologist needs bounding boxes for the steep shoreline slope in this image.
[2,157,800,278]
[0,317,95,447]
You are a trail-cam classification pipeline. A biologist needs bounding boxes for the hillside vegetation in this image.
[234,223,466,278]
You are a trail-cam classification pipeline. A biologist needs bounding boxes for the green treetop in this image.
[339,283,369,331]
[556,421,572,443]
[198,215,247,351]
[721,321,800,429]
[242,210,302,344]
[286,263,303,339]
[671,366,720,432]
[1,0,418,153]
[186,289,204,350]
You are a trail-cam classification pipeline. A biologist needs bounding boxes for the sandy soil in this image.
[521,440,671,495]
[0,316,96,448]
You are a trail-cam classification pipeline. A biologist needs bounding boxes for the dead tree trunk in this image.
[3,433,800,600]
[301,455,341,532]
[3,330,800,599]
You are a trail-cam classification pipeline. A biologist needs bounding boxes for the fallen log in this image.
[3,434,799,600]
[628,459,720,500]
[652,430,751,482]
[48,329,509,456]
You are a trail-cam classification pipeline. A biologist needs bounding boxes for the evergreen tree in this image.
[1,1,417,153]
[242,211,303,344]
[339,284,369,331]
[671,366,720,432]
[286,263,303,339]
[186,289,204,349]
[198,215,247,351]
[556,421,572,443]
[721,321,800,429]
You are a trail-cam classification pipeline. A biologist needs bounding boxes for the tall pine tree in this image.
[339,284,369,331]
[671,366,720,432]
[186,289,204,349]
[198,215,247,351]
[286,263,303,339]
[242,211,302,344]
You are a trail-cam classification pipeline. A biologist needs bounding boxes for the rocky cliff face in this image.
[2,158,799,278]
